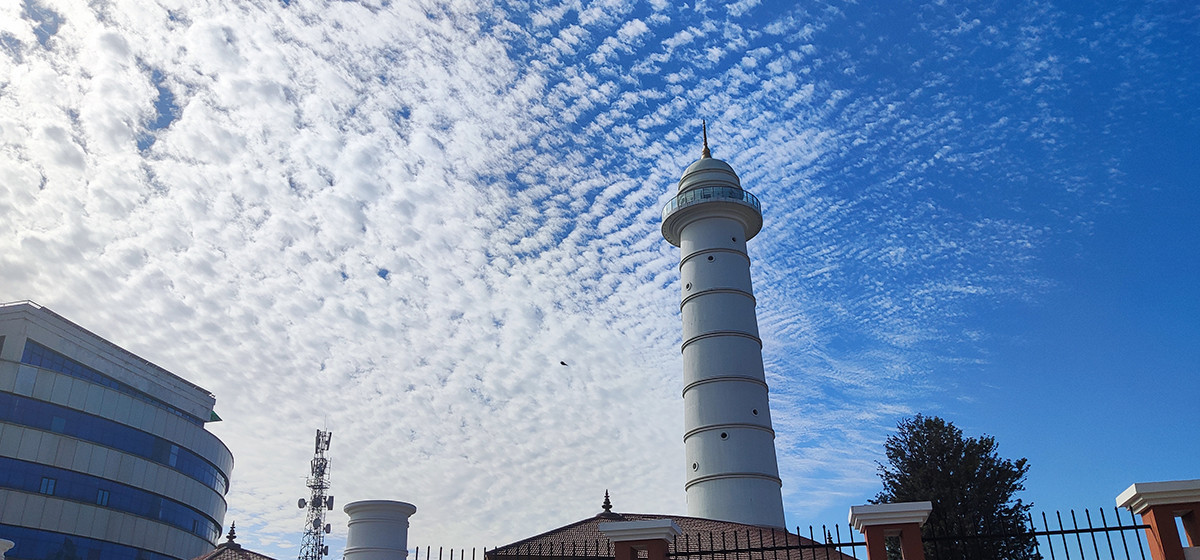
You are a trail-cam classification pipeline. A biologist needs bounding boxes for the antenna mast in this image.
[297,429,333,560]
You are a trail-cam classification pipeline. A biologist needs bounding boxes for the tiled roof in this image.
[190,542,279,560]
[485,512,857,560]
[190,524,279,560]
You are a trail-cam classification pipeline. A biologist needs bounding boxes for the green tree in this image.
[874,415,1039,560]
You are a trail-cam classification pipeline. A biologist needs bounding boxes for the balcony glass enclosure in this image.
[662,186,761,221]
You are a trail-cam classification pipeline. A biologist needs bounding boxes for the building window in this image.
[169,444,180,467]
[39,477,56,495]
[51,416,66,433]
[96,489,110,506]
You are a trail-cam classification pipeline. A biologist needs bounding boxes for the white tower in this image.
[343,500,417,560]
[660,126,785,527]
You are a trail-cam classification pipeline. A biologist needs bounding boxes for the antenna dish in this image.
[298,498,307,509]
[324,524,331,534]
[326,496,334,510]
[322,545,329,556]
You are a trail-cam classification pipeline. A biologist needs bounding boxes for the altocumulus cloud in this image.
[2,0,1195,557]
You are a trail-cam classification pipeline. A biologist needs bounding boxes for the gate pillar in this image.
[1118,480,1200,560]
[850,502,933,560]
[599,519,682,560]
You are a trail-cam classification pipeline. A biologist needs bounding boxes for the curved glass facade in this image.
[0,524,178,560]
[0,392,228,494]
[0,302,232,560]
[22,340,206,426]
[0,456,220,542]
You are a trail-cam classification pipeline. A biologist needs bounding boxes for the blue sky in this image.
[1,0,1197,558]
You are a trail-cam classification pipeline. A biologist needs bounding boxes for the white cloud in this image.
[2,0,1190,558]
[616,18,650,43]
[726,0,762,18]
[661,28,696,51]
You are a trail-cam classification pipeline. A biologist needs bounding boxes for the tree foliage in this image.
[874,415,1039,560]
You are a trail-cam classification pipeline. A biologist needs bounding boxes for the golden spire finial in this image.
[702,120,711,158]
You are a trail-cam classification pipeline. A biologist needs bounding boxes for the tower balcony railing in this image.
[662,186,762,222]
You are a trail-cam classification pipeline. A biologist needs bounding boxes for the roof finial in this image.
[597,489,623,519]
[222,521,242,549]
[701,120,711,159]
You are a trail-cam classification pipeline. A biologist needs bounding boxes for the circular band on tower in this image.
[680,248,750,268]
[680,330,762,352]
[683,423,776,440]
[684,472,783,489]
[682,376,769,395]
[680,288,756,310]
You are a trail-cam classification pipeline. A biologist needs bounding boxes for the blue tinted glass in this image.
[20,339,205,427]
[0,392,228,495]
[0,524,181,560]
[0,457,220,542]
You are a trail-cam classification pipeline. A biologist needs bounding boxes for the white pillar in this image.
[343,500,417,560]
[661,138,785,527]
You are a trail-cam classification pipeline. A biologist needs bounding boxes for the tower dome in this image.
[661,152,762,247]
[678,156,742,194]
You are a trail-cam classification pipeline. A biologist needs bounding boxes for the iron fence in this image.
[924,507,1150,560]
[667,525,862,560]
[415,508,1152,560]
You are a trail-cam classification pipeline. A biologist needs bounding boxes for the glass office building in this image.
[0,302,233,560]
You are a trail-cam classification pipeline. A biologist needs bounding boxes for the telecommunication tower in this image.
[297,429,334,560]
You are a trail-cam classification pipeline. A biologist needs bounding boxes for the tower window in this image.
[691,462,699,471]
[707,256,714,261]
[732,237,737,242]
[752,409,759,416]
[39,477,56,495]
[685,283,692,290]
[720,432,728,439]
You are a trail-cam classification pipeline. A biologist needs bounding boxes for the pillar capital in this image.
[1117,480,1200,560]
[600,520,682,560]
[598,519,682,543]
[849,502,933,560]
[849,502,933,532]
[1118,480,1200,514]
